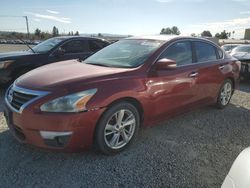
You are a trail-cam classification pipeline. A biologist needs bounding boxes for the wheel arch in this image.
[92,96,144,150]
[105,97,144,125]
[226,76,235,93]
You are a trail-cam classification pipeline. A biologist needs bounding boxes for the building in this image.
[244,29,250,40]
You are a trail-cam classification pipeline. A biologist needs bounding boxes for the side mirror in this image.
[54,47,65,57]
[155,58,177,70]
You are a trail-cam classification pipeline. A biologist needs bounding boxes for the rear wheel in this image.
[95,102,140,155]
[216,79,233,109]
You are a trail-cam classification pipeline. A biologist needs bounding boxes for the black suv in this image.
[0,36,110,85]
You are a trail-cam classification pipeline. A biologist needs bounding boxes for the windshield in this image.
[232,45,250,53]
[222,46,230,51]
[84,39,164,68]
[222,45,238,51]
[31,38,63,53]
[222,45,231,51]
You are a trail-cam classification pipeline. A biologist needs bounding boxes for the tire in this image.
[216,79,233,109]
[95,102,140,155]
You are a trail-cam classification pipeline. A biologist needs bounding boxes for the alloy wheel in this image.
[104,109,136,150]
[220,82,232,106]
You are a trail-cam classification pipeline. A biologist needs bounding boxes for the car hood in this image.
[0,50,34,59]
[232,52,250,60]
[16,60,134,90]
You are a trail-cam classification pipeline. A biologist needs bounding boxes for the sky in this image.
[0,0,250,38]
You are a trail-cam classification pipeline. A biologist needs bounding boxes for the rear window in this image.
[217,48,224,59]
[195,42,217,62]
[89,40,108,52]
[61,40,89,53]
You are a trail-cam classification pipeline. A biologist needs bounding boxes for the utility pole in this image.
[24,16,30,39]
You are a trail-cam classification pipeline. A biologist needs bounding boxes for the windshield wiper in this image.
[86,62,111,67]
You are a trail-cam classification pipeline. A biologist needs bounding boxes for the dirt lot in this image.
[0,45,250,187]
[0,44,34,52]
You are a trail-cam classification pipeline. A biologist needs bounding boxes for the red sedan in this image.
[4,36,240,155]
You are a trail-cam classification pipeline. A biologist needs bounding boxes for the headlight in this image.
[40,89,97,112]
[0,60,14,69]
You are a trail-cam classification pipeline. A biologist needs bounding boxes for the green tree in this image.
[34,28,41,38]
[98,33,103,37]
[191,33,197,37]
[160,27,172,35]
[201,30,212,37]
[215,30,230,39]
[75,31,79,36]
[40,32,46,39]
[40,32,51,40]
[171,26,180,35]
[160,26,180,35]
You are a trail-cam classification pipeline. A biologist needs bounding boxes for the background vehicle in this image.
[222,44,240,54]
[0,36,110,85]
[230,45,250,79]
[222,147,250,188]
[4,36,240,155]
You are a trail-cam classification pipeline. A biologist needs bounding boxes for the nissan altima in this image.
[4,35,240,155]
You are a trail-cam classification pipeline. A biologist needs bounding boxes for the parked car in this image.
[0,36,110,85]
[0,39,7,44]
[4,36,240,155]
[222,147,250,188]
[222,44,240,54]
[230,44,250,79]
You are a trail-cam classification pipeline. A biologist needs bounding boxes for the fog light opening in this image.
[40,131,72,147]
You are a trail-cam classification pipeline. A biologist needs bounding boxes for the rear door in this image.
[192,41,226,103]
[60,39,93,61]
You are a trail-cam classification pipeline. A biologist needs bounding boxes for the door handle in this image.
[189,72,199,78]
[219,65,225,70]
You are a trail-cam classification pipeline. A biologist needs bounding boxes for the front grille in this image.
[241,62,250,73]
[9,90,37,111]
[5,85,50,113]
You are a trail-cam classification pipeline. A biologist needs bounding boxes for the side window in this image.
[159,41,193,66]
[89,40,108,52]
[61,40,89,54]
[195,42,217,62]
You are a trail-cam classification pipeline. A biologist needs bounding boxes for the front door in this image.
[147,40,200,120]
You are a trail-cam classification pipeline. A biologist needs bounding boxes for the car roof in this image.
[126,35,214,43]
[236,44,250,47]
[222,44,240,46]
[54,36,109,42]
[127,35,179,41]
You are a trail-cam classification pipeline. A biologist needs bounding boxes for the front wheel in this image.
[95,102,140,155]
[216,79,233,109]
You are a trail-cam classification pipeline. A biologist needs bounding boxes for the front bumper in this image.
[240,62,250,78]
[4,105,105,152]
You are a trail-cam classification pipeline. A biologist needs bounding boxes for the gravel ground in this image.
[0,44,34,52]
[0,81,249,188]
